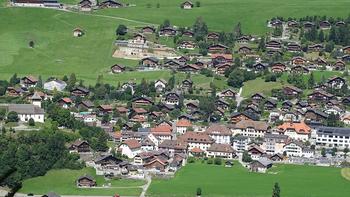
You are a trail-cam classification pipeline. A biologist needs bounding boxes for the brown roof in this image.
[151,124,172,133]
[178,131,214,144]
[61,97,72,103]
[116,106,128,113]
[235,120,269,131]
[207,143,235,153]
[159,140,188,150]
[133,108,147,114]
[206,124,232,136]
[277,122,311,134]
[190,147,204,153]
[176,119,192,127]
[123,139,141,149]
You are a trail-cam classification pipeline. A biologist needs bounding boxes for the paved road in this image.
[235,87,244,112]
[139,174,152,197]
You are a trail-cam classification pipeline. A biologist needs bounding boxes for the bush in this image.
[6,111,19,123]
[195,1,201,7]
[196,187,202,196]
[188,157,195,163]
[116,24,127,36]
[214,158,222,165]
[207,159,213,164]
[28,118,35,126]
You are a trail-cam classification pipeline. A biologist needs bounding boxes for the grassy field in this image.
[97,0,350,33]
[20,167,144,196]
[242,77,284,97]
[341,168,350,181]
[148,162,350,197]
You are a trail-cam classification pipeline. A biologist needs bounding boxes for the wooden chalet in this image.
[270,18,282,27]
[215,99,230,110]
[181,1,193,9]
[291,56,307,65]
[177,55,190,63]
[283,86,303,98]
[335,21,346,27]
[207,32,219,40]
[314,57,328,66]
[308,90,334,102]
[215,64,231,75]
[111,64,125,73]
[342,55,350,62]
[159,27,177,36]
[20,75,38,88]
[79,0,92,11]
[178,40,195,49]
[238,46,252,54]
[99,0,123,8]
[208,44,229,54]
[140,57,159,67]
[236,35,251,44]
[141,26,156,34]
[332,60,346,71]
[78,100,94,110]
[319,21,331,29]
[304,108,329,123]
[97,104,113,115]
[95,154,123,167]
[182,30,194,37]
[281,100,293,111]
[251,93,265,103]
[71,86,90,97]
[287,43,301,52]
[266,40,282,50]
[326,76,346,89]
[218,89,236,98]
[132,97,154,107]
[164,59,183,69]
[164,92,181,105]
[303,21,315,29]
[76,175,96,187]
[290,65,309,74]
[271,62,286,73]
[264,99,277,110]
[249,159,272,173]
[287,20,299,28]
[253,62,267,71]
[181,79,193,89]
[178,64,200,72]
[69,139,91,153]
[343,46,350,54]
[211,53,233,65]
[6,87,26,97]
[308,44,324,52]
[230,111,259,124]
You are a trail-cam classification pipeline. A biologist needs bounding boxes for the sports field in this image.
[148,162,350,197]
[97,0,350,33]
[19,167,144,196]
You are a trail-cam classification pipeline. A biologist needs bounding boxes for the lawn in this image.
[96,0,350,33]
[20,167,144,196]
[242,77,284,97]
[148,162,350,197]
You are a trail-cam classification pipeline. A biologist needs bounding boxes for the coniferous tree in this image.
[272,182,281,197]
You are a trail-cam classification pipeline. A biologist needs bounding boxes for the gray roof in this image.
[8,104,44,114]
[317,126,350,137]
[257,158,272,167]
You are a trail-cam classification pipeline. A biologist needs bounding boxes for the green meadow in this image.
[97,0,350,33]
[20,167,144,196]
[148,162,350,197]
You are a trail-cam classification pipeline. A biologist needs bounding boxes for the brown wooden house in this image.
[76,175,96,187]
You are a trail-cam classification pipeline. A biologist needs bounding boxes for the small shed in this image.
[73,28,84,37]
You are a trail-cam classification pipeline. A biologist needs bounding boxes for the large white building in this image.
[283,141,314,158]
[119,139,142,158]
[205,124,232,144]
[233,120,269,138]
[8,104,45,123]
[178,131,214,151]
[316,127,350,149]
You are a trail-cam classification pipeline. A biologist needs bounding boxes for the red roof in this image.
[211,53,233,60]
[61,97,72,103]
[151,125,172,133]
[176,119,192,127]
[277,122,311,134]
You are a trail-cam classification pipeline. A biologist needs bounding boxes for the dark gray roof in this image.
[8,104,44,114]
[317,126,350,137]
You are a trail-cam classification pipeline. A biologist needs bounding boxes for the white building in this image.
[175,119,192,134]
[232,135,250,153]
[205,124,232,144]
[44,79,67,91]
[119,139,142,158]
[178,131,214,151]
[262,133,289,155]
[233,120,269,138]
[276,122,311,141]
[8,104,44,123]
[316,127,350,149]
[283,141,314,158]
[206,143,236,159]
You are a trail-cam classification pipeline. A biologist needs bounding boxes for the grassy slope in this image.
[20,167,144,196]
[97,0,350,33]
[148,162,350,197]
[341,168,350,181]
[242,77,284,97]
